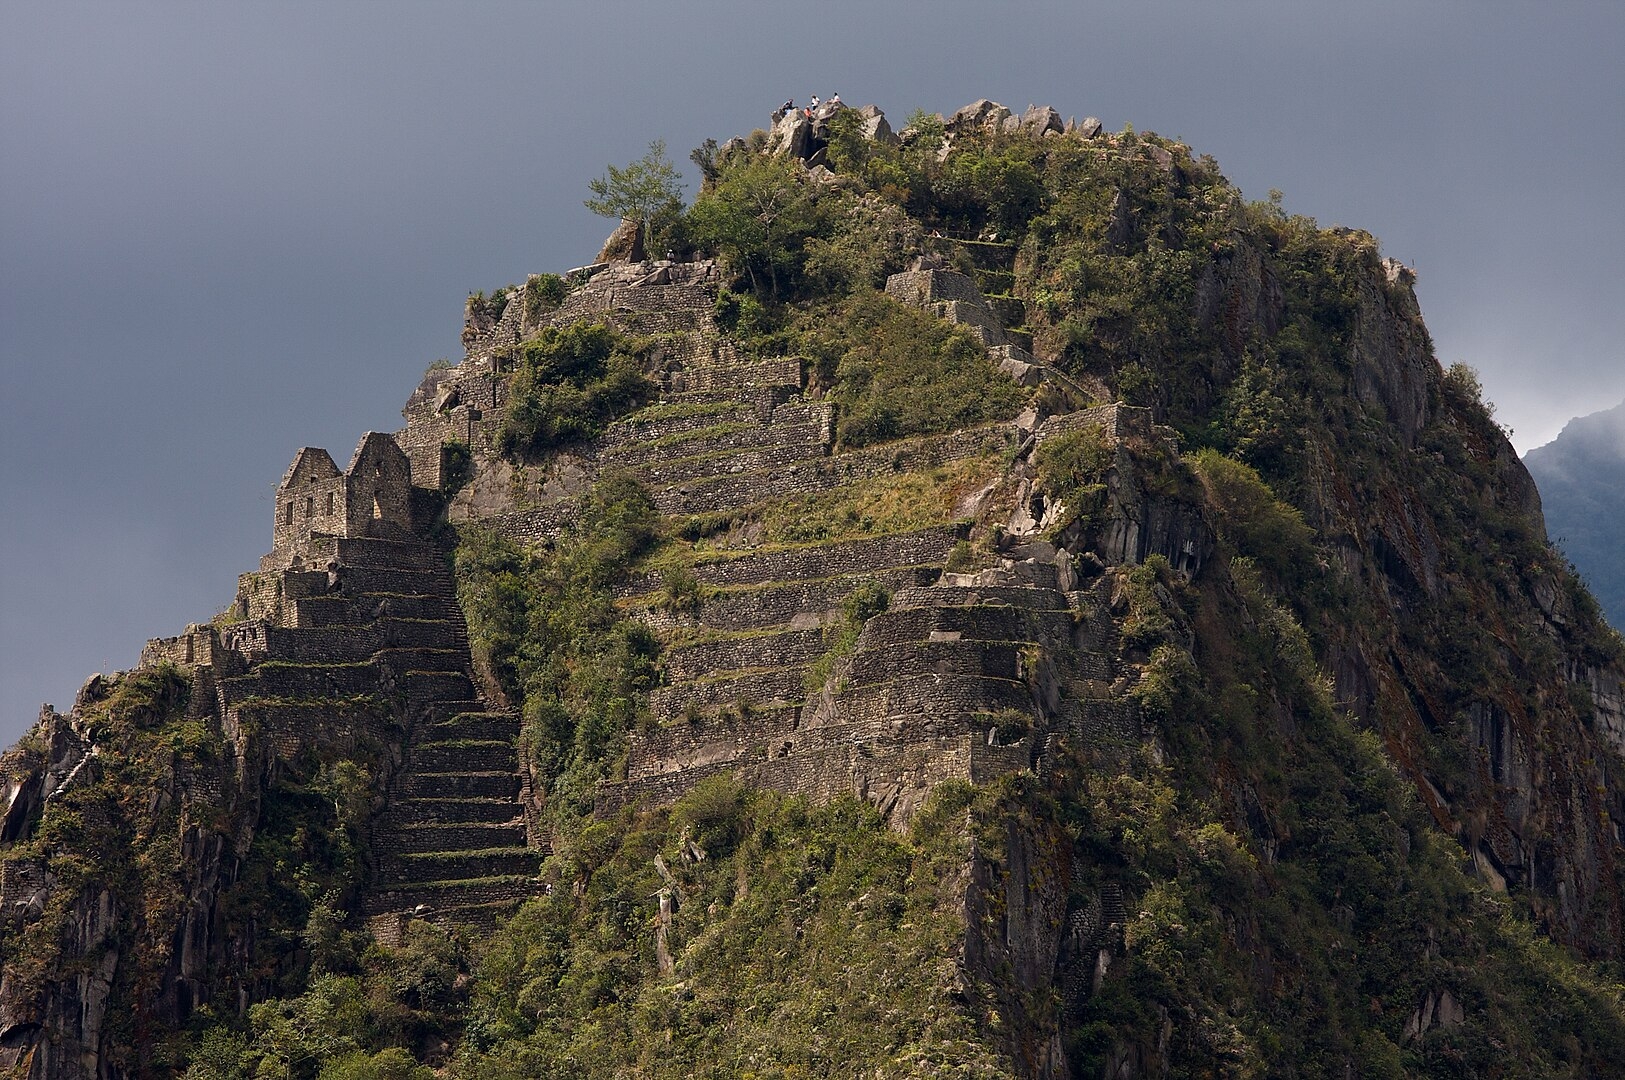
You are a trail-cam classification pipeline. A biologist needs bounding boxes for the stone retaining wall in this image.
[828,672,1036,728]
[694,526,967,589]
[626,707,803,781]
[649,664,810,717]
[662,628,828,683]
[669,568,940,634]
[845,640,1023,685]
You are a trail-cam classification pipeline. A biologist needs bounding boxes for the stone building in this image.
[264,432,414,570]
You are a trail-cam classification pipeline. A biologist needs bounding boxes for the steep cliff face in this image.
[6,99,1625,1077]
[0,668,401,1077]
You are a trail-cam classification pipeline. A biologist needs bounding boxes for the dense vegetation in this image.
[496,323,653,457]
[454,472,662,824]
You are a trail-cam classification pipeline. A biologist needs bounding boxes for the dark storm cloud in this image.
[3,1,1622,742]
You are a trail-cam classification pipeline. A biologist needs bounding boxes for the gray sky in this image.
[3,1,1623,744]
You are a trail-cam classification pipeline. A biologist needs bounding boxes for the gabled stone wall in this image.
[264,432,415,570]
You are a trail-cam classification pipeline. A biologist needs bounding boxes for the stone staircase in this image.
[189,534,542,937]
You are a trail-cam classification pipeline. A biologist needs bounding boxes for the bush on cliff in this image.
[452,782,1005,1078]
[496,323,653,457]
[687,154,826,299]
[798,291,1025,449]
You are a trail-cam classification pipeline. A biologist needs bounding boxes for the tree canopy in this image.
[584,140,685,252]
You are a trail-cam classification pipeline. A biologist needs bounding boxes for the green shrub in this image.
[799,291,1025,449]
[453,473,661,820]
[1034,425,1114,532]
[438,440,473,497]
[1188,448,1314,585]
[656,563,705,615]
[805,580,890,694]
[497,323,653,457]
[521,273,567,321]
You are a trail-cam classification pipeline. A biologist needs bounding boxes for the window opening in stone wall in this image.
[326,492,335,515]
[305,495,314,518]
[282,502,293,526]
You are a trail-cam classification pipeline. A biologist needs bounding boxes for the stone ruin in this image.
[265,431,414,571]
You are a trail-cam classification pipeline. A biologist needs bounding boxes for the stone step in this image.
[303,535,447,572]
[377,646,469,675]
[889,584,1074,612]
[855,605,1075,653]
[397,770,520,800]
[659,356,803,396]
[665,567,940,634]
[423,711,520,742]
[617,527,966,602]
[401,670,476,701]
[660,386,795,413]
[362,874,540,916]
[663,628,828,683]
[378,847,543,885]
[388,797,526,825]
[221,661,380,701]
[845,639,1023,685]
[226,697,387,728]
[293,592,462,627]
[629,439,826,489]
[256,622,465,664]
[830,672,1034,727]
[387,820,530,854]
[409,739,517,773]
[600,403,764,452]
[625,704,801,782]
[650,664,809,719]
[691,526,966,589]
[415,698,492,719]
[334,565,457,598]
[418,898,532,934]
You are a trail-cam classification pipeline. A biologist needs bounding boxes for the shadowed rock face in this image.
[1526,399,1625,629]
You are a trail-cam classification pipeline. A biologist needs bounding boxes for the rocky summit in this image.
[6,99,1625,1078]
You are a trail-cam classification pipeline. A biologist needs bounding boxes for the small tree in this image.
[687,154,821,297]
[584,140,685,255]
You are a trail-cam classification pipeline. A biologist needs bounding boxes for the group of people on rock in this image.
[775,93,842,123]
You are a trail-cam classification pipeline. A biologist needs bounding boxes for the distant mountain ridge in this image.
[1525,400,1625,628]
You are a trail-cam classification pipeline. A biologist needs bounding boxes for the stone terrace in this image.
[145,533,542,937]
[386,254,1151,828]
[601,546,1128,825]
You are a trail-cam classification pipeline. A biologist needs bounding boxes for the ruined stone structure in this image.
[265,432,415,571]
[144,433,541,937]
[129,233,1177,951]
